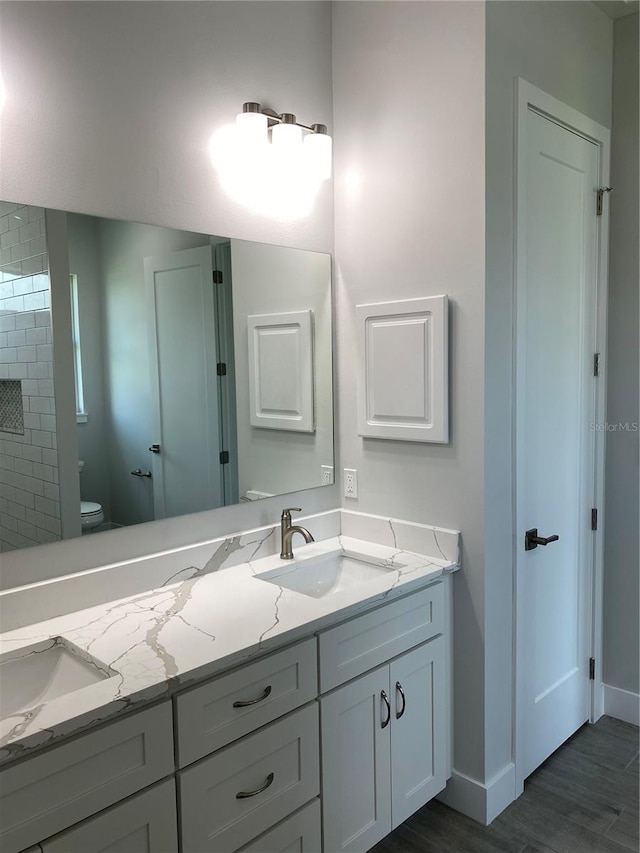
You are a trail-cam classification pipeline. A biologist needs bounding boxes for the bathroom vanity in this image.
[0,512,458,853]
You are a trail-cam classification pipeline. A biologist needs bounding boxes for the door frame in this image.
[513,79,610,794]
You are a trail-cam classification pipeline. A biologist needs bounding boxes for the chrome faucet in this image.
[280,507,314,559]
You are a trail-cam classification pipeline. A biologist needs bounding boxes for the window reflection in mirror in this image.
[0,202,333,553]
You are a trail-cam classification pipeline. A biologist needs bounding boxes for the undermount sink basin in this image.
[257,550,406,598]
[0,638,115,719]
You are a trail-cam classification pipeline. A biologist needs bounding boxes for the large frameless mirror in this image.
[0,201,333,552]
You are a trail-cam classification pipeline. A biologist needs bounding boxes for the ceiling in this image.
[592,0,640,19]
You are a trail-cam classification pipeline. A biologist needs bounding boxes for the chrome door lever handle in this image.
[525,528,559,551]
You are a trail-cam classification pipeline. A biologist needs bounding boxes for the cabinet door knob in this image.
[381,690,391,728]
[236,772,275,799]
[395,681,406,719]
[232,685,272,708]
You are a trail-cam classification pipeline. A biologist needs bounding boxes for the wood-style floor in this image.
[372,715,639,853]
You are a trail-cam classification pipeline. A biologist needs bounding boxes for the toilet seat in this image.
[81,501,104,531]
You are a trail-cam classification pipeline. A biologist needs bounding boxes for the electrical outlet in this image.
[344,468,358,499]
[321,465,334,485]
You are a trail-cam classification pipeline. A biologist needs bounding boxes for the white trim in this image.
[513,79,610,793]
[604,685,640,727]
[437,763,516,826]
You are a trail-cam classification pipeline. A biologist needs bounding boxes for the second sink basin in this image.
[0,638,115,720]
[257,549,405,598]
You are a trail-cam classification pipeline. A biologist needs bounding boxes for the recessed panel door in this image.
[517,107,598,779]
[145,246,223,519]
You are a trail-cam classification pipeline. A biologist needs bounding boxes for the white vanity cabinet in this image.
[178,703,320,852]
[319,586,448,853]
[38,779,178,853]
[0,702,175,853]
[237,800,322,853]
[3,576,451,853]
[174,636,317,766]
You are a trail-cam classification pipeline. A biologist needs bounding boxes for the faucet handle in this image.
[281,507,302,519]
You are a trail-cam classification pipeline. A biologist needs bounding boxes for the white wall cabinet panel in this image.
[248,310,315,432]
[237,800,321,853]
[356,296,449,443]
[178,703,319,852]
[320,667,392,853]
[40,779,178,853]
[390,638,446,826]
[319,584,444,692]
[0,702,174,853]
[175,637,317,767]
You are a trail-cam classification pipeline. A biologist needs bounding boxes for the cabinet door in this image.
[390,637,446,827]
[40,779,178,853]
[321,667,392,853]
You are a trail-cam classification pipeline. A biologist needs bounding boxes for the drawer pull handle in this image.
[232,685,272,708]
[395,681,406,719]
[236,772,275,799]
[381,690,391,728]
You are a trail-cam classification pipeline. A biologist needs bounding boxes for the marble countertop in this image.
[0,535,456,766]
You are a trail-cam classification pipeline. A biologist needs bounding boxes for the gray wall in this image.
[485,0,613,781]
[603,13,639,696]
[231,240,333,499]
[333,0,487,783]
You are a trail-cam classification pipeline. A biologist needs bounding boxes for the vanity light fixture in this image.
[237,102,332,181]
[209,102,332,219]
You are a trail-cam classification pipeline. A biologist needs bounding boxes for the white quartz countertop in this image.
[0,535,456,765]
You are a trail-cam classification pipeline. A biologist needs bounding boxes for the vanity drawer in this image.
[40,779,178,853]
[237,799,321,853]
[178,703,319,852]
[0,702,174,853]
[318,583,444,692]
[175,637,317,766]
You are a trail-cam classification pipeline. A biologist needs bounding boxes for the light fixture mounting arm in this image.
[242,102,329,134]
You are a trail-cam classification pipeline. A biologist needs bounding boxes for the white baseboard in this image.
[437,762,516,825]
[604,684,640,726]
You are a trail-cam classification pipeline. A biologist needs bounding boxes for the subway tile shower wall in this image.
[0,203,61,552]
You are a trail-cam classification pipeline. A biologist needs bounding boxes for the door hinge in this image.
[591,508,598,531]
[217,362,227,377]
[219,450,229,465]
[589,658,596,680]
[593,353,600,377]
[596,186,613,216]
[213,270,223,284]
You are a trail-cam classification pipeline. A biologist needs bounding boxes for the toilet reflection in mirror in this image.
[78,460,105,533]
[0,201,333,551]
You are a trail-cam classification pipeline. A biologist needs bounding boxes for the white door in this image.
[321,667,392,853]
[516,101,600,781]
[390,638,446,827]
[145,246,223,519]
